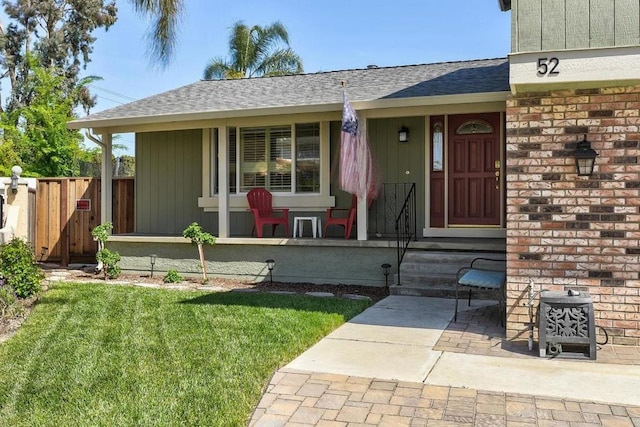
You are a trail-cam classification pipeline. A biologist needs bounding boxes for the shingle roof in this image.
[70,57,509,126]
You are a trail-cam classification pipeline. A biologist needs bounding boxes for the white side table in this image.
[293,216,322,238]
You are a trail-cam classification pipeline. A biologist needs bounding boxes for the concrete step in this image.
[391,250,505,298]
[389,281,501,299]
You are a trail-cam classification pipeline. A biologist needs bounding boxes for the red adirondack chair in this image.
[324,195,358,239]
[247,188,290,238]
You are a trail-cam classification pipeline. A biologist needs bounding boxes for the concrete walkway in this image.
[250,296,640,426]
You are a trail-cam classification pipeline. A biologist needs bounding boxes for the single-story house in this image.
[69,0,640,346]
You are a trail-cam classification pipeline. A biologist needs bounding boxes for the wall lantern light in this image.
[398,126,409,143]
[10,165,22,194]
[572,135,598,177]
[381,263,391,291]
[149,254,157,278]
[265,258,275,284]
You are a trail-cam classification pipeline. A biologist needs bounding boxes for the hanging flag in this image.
[339,92,380,200]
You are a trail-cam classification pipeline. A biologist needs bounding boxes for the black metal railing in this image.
[0,194,4,229]
[370,183,417,237]
[395,183,416,286]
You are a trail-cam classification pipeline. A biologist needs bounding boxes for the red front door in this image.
[447,113,501,226]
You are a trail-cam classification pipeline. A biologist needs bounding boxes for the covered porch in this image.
[66,58,511,287]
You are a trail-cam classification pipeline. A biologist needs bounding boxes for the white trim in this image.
[320,121,331,205]
[101,134,113,226]
[424,116,431,229]
[509,46,640,93]
[202,128,211,198]
[218,126,230,238]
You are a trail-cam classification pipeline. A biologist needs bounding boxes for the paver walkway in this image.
[250,297,640,426]
[251,369,640,426]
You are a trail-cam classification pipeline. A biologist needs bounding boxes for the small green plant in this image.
[182,222,216,283]
[92,222,122,279]
[0,238,44,298]
[163,269,183,283]
[96,248,121,279]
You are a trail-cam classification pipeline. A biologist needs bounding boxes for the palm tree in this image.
[203,21,303,80]
[129,0,185,67]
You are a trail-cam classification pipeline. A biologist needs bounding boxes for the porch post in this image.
[357,112,369,241]
[218,126,230,238]
[357,196,368,240]
[100,133,113,226]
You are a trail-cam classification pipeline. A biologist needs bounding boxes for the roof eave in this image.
[68,91,510,133]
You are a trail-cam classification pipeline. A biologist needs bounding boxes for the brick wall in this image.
[505,86,640,345]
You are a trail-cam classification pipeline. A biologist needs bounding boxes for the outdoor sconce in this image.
[398,126,409,143]
[149,254,157,278]
[265,259,275,284]
[10,165,22,194]
[381,263,391,290]
[572,135,598,177]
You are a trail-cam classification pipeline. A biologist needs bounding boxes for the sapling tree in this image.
[91,222,120,278]
[182,222,215,283]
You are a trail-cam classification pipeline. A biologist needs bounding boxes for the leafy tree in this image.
[0,0,117,113]
[0,55,97,177]
[203,21,303,80]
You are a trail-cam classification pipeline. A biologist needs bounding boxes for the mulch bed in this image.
[59,267,389,303]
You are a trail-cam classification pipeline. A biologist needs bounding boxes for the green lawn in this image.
[0,282,370,426]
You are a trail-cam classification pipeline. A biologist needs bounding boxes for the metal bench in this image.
[454,258,506,326]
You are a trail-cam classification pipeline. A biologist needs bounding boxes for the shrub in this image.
[0,238,44,298]
[96,248,121,279]
[163,270,183,283]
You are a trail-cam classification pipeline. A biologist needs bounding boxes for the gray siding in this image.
[329,118,426,237]
[368,117,426,234]
[512,0,640,52]
[136,129,217,235]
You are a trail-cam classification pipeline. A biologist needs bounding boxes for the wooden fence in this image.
[36,178,134,265]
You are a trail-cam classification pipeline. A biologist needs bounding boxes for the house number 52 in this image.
[537,57,560,76]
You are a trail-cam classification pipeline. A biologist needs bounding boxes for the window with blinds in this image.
[240,126,292,192]
[212,123,320,194]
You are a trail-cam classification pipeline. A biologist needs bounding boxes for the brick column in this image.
[505,86,640,345]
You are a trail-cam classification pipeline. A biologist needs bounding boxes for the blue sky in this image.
[73,1,512,152]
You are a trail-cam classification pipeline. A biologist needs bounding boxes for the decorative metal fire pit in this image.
[538,290,596,360]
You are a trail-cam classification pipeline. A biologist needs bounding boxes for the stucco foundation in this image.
[107,236,395,286]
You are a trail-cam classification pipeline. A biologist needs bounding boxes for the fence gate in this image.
[36,178,134,265]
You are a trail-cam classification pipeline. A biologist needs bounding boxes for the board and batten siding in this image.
[136,129,217,235]
[512,0,640,53]
[329,117,426,235]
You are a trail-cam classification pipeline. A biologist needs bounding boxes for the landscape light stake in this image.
[381,263,391,292]
[150,254,157,278]
[265,259,275,284]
